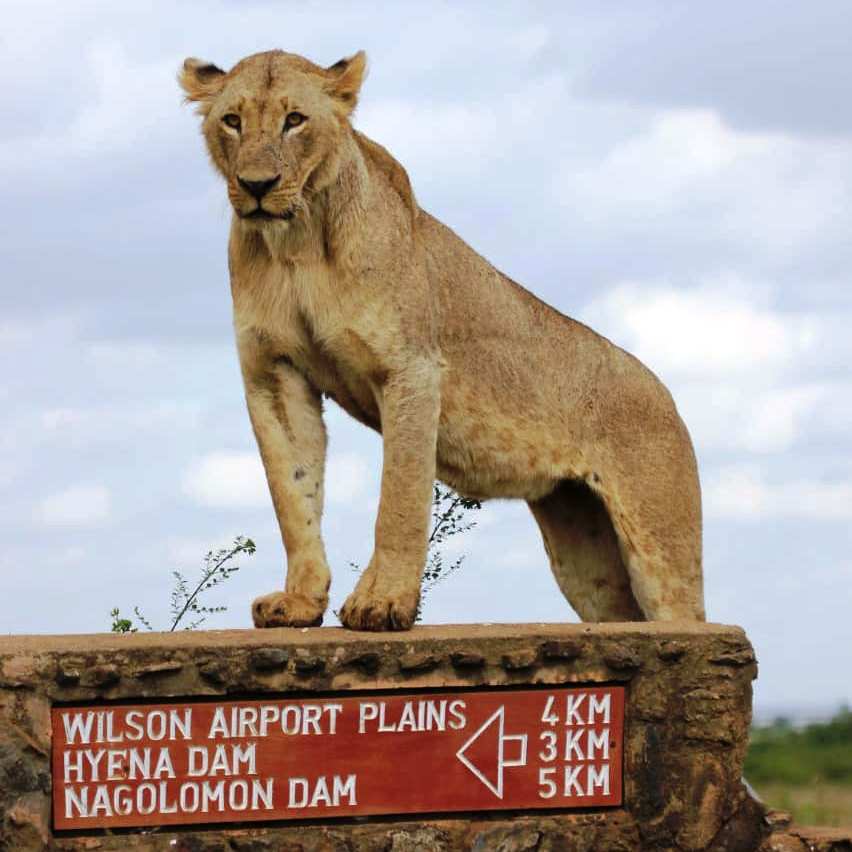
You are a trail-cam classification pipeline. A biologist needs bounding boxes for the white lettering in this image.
[564,765,584,796]
[64,786,88,818]
[397,702,417,732]
[448,700,466,730]
[106,749,126,780]
[128,747,151,779]
[63,750,85,782]
[114,785,133,816]
[62,777,273,820]
[90,785,113,817]
[377,703,395,733]
[334,774,357,806]
[281,705,301,735]
[564,729,584,760]
[210,745,229,775]
[587,730,610,760]
[153,748,175,779]
[288,775,357,808]
[104,712,123,743]
[83,749,105,782]
[125,711,144,741]
[237,706,258,738]
[289,777,308,807]
[137,783,157,815]
[180,782,200,812]
[426,700,447,731]
[324,704,343,735]
[159,780,178,813]
[187,745,208,777]
[541,695,559,726]
[311,776,332,807]
[358,702,379,734]
[252,778,274,810]
[302,704,323,735]
[202,780,225,812]
[233,743,256,776]
[588,694,611,725]
[208,707,229,739]
[229,779,249,810]
[565,694,585,725]
[259,705,279,736]
[588,765,610,796]
[539,730,557,762]
[538,766,557,799]
[171,709,192,741]
[147,711,167,741]
[63,712,94,745]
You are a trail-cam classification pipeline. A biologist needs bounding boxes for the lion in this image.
[179,49,705,631]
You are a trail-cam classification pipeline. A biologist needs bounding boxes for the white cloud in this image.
[0,323,33,349]
[582,280,817,380]
[182,451,268,509]
[0,38,183,175]
[674,382,828,455]
[67,41,176,156]
[39,484,111,527]
[47,546,87,568]
[358,74,565,180]
[507,23,551,60]
[739,385,827,453]
[85,341,171,372]
[561,107,852,256]
[40,401,202,445]
[165,533,251,567]
[0,316,80,353]
[568,110,774,207]
[326,453,370,504]
[705,466,852,521]
[581,280,830,455]
[0,460,15,488]
[359,98,498,174]
[182,449,371,509]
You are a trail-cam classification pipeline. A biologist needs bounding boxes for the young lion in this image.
[179,49,705,631]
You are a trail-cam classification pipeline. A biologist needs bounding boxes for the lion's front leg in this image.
[340,360,440,631]
[240,340,331,629]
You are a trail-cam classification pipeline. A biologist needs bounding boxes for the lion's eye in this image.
[283,112,306,131]
[222,114,241,131]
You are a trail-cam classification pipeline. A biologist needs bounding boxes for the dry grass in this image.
[756,783,852,828]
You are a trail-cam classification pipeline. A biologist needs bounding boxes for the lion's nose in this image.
[237,174,281,200]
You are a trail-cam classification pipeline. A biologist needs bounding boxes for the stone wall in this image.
[0,622,843,851]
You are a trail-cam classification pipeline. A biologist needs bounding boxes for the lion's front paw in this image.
[339,584,420,632]
[252,591,326,628]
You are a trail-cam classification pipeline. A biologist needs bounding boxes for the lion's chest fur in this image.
[232,254,387,430]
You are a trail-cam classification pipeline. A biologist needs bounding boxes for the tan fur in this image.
[180,49,705,631]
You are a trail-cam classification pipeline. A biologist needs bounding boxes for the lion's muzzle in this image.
[237,174,280,200]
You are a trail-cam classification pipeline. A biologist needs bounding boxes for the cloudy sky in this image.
[2,0,850,718]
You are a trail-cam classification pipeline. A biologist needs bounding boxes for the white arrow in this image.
[455,705,528,798]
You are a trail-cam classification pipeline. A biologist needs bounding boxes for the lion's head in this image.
[179,50,366,228]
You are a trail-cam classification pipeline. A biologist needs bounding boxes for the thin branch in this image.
[169,538,252,632]
[428,494,463,546]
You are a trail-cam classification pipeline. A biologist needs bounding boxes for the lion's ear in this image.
[325,51,367,113]
[179,58,226,111]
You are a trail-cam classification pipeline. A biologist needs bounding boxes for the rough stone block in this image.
[0,622,843,851]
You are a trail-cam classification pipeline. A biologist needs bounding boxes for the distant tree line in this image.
[746,707,852,786]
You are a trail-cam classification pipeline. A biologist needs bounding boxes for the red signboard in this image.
[52,686,624,829]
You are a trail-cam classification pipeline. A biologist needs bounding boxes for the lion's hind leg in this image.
[529,480,644,622]
[599,468,706,622]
